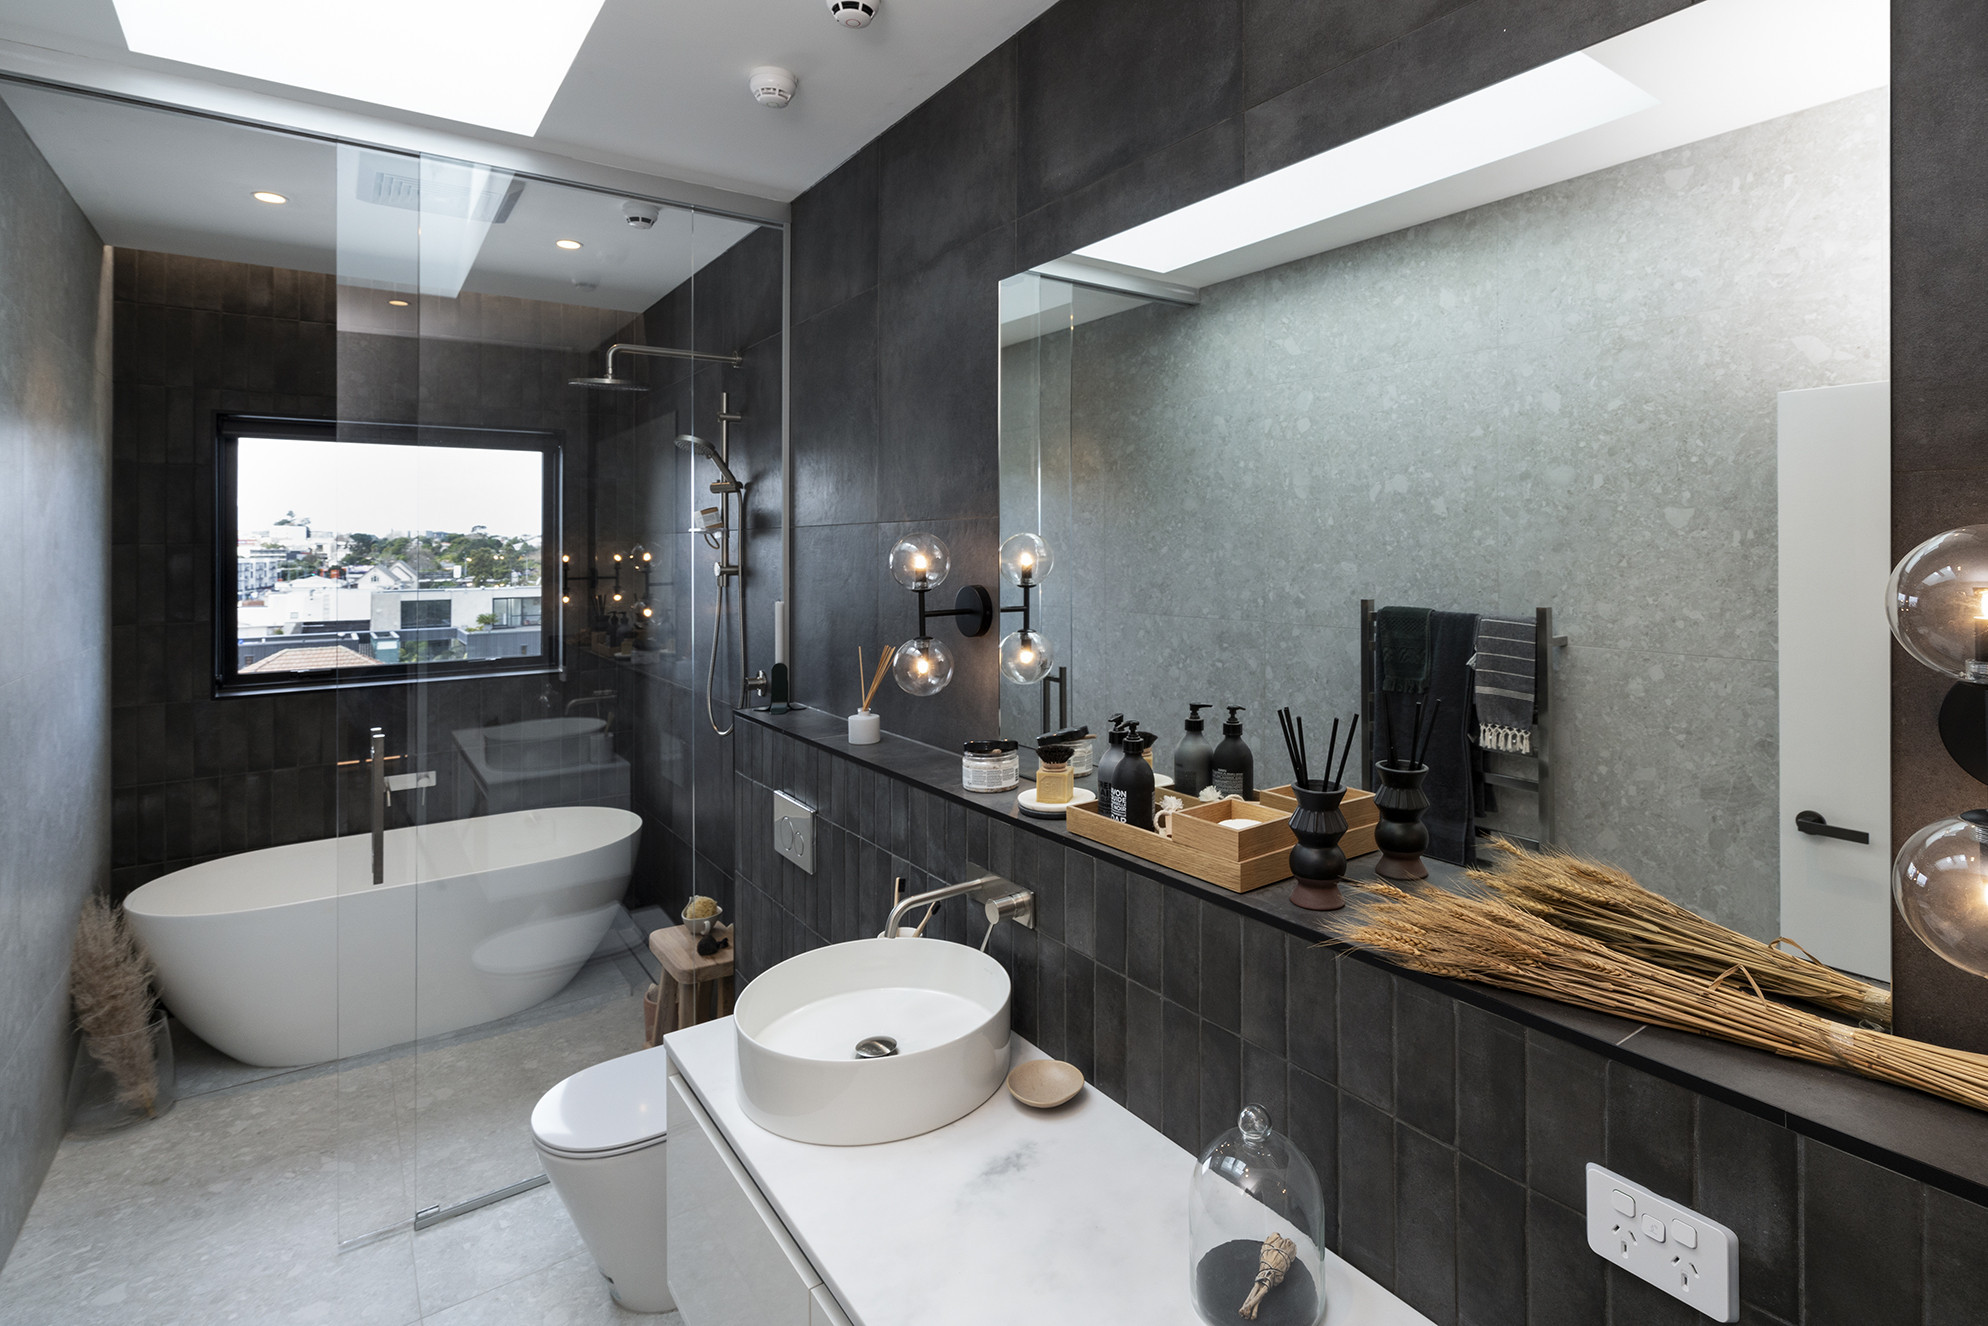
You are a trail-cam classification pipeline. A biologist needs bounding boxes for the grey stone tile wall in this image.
[0,97,112,1265]
[735,719,1988,1326]
[1030,91,1888,939]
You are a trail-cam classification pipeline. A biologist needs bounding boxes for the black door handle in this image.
[1795,811,1870,845]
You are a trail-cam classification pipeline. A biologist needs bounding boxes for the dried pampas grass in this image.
[71,894,161,1115]
[1469,838,1892,1028]
[1322,882,1988,1114]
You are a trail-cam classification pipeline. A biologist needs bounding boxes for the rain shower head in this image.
[675,433,743,489]
[568,374,648,392]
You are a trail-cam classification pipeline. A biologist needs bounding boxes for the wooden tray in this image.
[1169,798,1295,860]
[1066,799,1292,893]
[1256,785,1381,859]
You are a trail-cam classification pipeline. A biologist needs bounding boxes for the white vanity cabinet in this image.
[666,1075,847,1326]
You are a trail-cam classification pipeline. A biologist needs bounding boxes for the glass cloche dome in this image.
[1189,1105,1326,1326]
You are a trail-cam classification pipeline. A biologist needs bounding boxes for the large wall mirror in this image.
[998,0,1891,971]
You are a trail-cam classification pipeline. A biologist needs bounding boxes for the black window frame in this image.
[214,414,562,696]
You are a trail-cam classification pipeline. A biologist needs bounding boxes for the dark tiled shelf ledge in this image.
[739,705,1988,1208]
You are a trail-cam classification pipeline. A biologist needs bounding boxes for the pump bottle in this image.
[1111,728,1156,830]
[1172,702,1215,795]
[1211,706,1255,800]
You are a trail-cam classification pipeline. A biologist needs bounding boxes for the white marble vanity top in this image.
[665,1016,1433,1326]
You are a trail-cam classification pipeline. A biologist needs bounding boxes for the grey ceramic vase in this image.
[1372,761,1431,881]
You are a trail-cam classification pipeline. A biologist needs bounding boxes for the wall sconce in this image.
[1887,524,1988,977]
[561,545,655,610]
[997,532,1054,684]
[888,533,992,696]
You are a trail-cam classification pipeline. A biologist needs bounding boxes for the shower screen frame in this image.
[211,412,564,697]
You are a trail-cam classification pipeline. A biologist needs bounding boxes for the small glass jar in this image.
[962,739,1020,793]
[1035,745,1075,805]
[1189,1105,1326,1326]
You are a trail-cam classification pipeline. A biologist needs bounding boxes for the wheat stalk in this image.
[1322,881,1988,1114]
[70,894,161,1115]
[1468,838,1891,1028]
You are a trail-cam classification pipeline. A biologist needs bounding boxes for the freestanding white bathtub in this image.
[124,806,642,1068]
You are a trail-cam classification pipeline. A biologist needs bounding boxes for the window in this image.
[215,415,560,693]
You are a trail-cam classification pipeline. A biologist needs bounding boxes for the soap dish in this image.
[1018,787,1097,819]
[1007,1059,1084,1109]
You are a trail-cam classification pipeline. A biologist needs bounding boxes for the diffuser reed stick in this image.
[1335,715,1358,788]
[860,645,895,711]
[1413,698,1443,766]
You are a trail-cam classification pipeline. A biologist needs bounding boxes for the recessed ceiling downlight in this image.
[252,191,287,204]
[387,299,410,307]
[555,238,584,250]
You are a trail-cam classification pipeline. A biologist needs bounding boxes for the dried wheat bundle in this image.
[1468,838,1891,1029]
[1322,881,1988,1114]
[70,894,161,1115]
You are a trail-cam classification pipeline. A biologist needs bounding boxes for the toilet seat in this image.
[531,1045,670,1158]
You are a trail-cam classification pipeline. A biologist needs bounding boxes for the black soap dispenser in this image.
[1211,706,1254,800]
[1111,728,1156,831]
[1097,713,1128,801]
[1173,702,1215,795]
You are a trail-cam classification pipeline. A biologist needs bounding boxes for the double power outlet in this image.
[1585,1164,1738,1321]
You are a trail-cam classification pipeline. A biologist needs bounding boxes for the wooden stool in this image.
[645,923,736,1045]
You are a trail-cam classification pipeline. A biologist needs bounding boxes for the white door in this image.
[1777,380,1890,980]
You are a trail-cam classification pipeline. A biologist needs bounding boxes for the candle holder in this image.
[1287,782,1349,911]
[1372,761,1431,881]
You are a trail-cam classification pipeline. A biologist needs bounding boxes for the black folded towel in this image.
[1376,606,1433,693]
[1472,616,1537,754]
[1371,608,1480,867]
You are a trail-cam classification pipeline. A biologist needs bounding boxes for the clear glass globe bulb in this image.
[1889,524,1988,683]
[999,531,1053,587]
[999,628,1054,684]
[888,533,951,590]
[1894,810,1988,978]
[891,637,954,696]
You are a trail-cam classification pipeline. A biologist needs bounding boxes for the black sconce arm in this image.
[916,582,994,638]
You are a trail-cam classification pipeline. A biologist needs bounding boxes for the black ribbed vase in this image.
[1288,782,1349,911]
[1372,761,1431,881]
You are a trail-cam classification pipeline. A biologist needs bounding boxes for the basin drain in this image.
[854,1036,899,1059]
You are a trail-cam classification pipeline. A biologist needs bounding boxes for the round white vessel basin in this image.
[734,938,1011,1145]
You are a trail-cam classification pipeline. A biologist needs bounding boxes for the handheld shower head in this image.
[675,433,744,489]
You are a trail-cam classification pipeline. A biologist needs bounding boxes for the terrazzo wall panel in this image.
[735,716,1988,1326]
[1045,92,1889,939]
[0,98,113,1264]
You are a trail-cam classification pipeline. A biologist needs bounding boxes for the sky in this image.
[237,437,543,538]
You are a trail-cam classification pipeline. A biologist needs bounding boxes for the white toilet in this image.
[531,1044,674,1313]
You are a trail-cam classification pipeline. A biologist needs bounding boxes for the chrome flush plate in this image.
[773,790,815,874]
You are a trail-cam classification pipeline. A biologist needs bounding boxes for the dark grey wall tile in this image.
[791,290,880,529]
[1126,870,1165,992]
[1695,1099,1797,1323]
[1016,0,1242,213]
[1604,1062,1694,1201]
[1457,1157,1525,1326]
[878,45,1018,279]
[1456,1005,1525,1183]
[1526,1193,1604,1326]
[1287,936,1336,1078]
[1607,1265,1700,1326]
[1063,849,1095,956]
[1338,1092,1397,1285]
[1925,1187,1988,1326]
[1163,997,1202,1151]
[1339,957,1395,1111]
[1396,979,1456,1145]
[1199,900,1242,1035]
[1395,1126,1458,1325]
[1065,949,1096,1078]
[1240,0,1473,107]
[1163,884,1201,1010]
[1093,966,1127,1103]
[1093,861,1126,974]
[792,141,878,325]
[1200,1020,1243,1145]
[1803,1140,1923,1326]
[1036,935,1068,1060]
[1125,978,1165,1128]
[1017,119,1244,270]
[1525,1030,1604,1210]
[1288,1066,1338,1247]
[1240,919,1286,1056]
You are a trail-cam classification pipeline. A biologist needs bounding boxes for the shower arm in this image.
[604,343,743,374]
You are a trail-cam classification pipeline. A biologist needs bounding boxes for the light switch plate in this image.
[1586,1164,1738,1321]
[773,791,815,875]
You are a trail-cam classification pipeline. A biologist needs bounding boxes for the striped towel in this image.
[1471,616,1536,754]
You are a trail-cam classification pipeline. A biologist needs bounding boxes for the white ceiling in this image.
[0,0,1060,202]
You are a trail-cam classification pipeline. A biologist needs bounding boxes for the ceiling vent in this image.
[827,0,878,27]
[355,154,525,223]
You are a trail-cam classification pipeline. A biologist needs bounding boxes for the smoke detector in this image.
[827,0,878,27]
[750,66,797,108]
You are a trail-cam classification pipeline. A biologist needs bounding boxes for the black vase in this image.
[1372,761,1431,881]
[1288,782,1349,911]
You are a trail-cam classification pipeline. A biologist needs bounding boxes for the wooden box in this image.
[1255,785,1381,859]
[1066,799,1293,893]
[1169,798,1295,860]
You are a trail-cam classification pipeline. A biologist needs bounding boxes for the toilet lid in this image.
[530,1046,670,1154]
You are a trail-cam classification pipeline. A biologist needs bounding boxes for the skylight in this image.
[110,0,609,136]
[1076,54,1657,277]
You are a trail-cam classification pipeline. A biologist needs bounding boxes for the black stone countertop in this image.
[739,704,1988,1207]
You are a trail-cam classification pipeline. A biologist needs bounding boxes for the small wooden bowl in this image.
[1007,1059,1084,1109]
